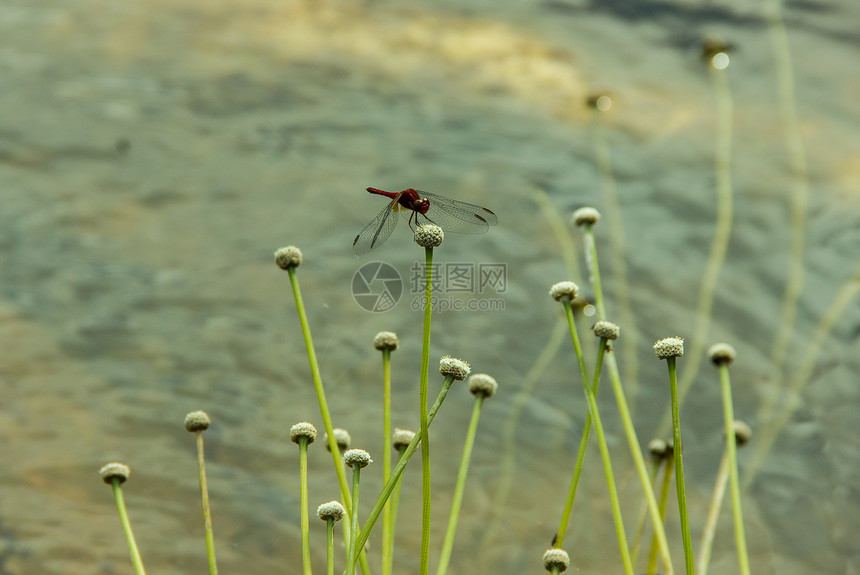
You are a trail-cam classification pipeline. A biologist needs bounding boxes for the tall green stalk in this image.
[437,374,496,575]
[560,300,633,575]
[718,365,751,575]
[351,372,459,572]
[667,356,696,575]
[576,221,675,575]
[277,249,371,575]
[419,246,434,575]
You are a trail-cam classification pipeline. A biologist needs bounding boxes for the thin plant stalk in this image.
[325,517,336,575]
[298,437,312,575]
[647,458,675,575]
[605,355,675,575]
[630,457,662,565]
[419,246,435,575]
[662,56,734,439]
[110,479,146,575]
[348,464,363,575]
[578,224,674,575]
[747,263,860,485]
[697,452,729,575]
[478,317,566,561]
[436,395,486,575]
[667,356,696,575]
[590,115,640,403]
[766,0,809,378]
[284,267,370,575]
[381,348,393,575]
[286,267,351,506]
[351,374,457,572]
[554,357,600,548]
[386,444,409,575]
[718,365,751,575]
[562,303,634,575]
[194,431,218,575]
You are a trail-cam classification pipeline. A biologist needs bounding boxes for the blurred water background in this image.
[1,0,859,573]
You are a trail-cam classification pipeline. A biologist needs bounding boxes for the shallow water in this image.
[1,0,859,573]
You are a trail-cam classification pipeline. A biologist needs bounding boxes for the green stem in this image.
[326,519,335,575]
[719,366,751,575]
[348,465,362,575]
[381,348,393,575]
[194,432,218,575]
[647,458,675,575]
[554,344,601,548]
[351,375,457,571]
[436,396,485,575]
[630,458,662,565]
[111,480,146,575]
[661,61,734,440]
[386,445,408,575]
[578,222,673,573]
[582,223,606,319]
[287,268,352,509]
[605,351,675,575]
[419,247,434,575]
[286,268,370,575]
[697,452,729,575]
[589,121,640,405]
[562,308,633,575]
[668,357,696,575]
[299,439,311,575]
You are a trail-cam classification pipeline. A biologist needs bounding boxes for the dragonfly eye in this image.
[415,198,430,214]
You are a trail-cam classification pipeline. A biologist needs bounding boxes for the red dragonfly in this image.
[353,187,498,255]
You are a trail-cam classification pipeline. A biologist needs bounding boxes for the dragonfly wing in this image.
[419,191,498,233]
[353,200,400,256]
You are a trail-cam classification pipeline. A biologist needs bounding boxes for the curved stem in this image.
[111,480,146,575]
[351,375,456,571]
[436,396,485,575]
[719,366,751,575]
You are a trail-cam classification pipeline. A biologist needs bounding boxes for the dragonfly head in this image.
[414,197,430,215]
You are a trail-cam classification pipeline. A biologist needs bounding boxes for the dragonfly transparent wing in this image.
[419,191,498,233]
[353,199,401,256]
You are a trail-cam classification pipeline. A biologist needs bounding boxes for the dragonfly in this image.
[353,187,498,256]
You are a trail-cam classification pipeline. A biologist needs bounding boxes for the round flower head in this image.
[184,410,211,432]
[648,438,669,459]
[414,224,444,248]
[324,428,352,452]
[290,422,317,445]
[700,36,733,61]
[343,449,372,469]
[708,342,736,366]
[439,356,470,381]
[392,428,415,450]
[732,420,752,448]
[549,281,579,302]
[274,245,303,269]
[317,500,346,522]
[653,336,684,359]
[572,207,600,227]
[586,93,612,111]
[593,320,620,341]
[99,462,131,484]
[468,373,498,398]
[542,548,570,572]
[373,331,399,351]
